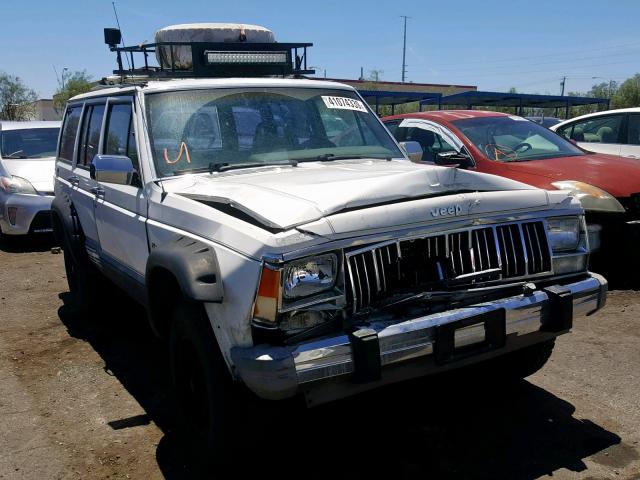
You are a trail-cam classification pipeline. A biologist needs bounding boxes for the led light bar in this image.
[204,50,288,65]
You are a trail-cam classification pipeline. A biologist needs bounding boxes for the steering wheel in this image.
[513,142,532,153]
[483,144,519,161]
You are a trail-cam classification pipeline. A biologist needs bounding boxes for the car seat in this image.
[407,128,436,162]
[597,126,617,143]
[252,121,292,152]
[571,127,585,142]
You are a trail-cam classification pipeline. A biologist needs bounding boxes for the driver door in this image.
[93,96,149,278]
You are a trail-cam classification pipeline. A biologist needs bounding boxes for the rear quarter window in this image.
[58,105,82,162]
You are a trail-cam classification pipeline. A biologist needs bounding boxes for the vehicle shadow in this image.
[0,233,57,253]
[57,292,621,480]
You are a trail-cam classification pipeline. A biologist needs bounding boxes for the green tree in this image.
[0,72,38,121]
[589,81,618,99]
[53,70,93,113]
[611,74,640,109]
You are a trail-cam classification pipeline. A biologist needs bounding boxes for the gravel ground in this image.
[0,235,639,479]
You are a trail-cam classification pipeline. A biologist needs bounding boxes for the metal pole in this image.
[560,76,566,96]
[401,16,410,83]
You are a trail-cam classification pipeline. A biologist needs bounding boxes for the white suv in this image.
[53,26,607,459]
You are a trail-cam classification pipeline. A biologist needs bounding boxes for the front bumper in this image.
[0,193,53,235]
[232,273,607,404]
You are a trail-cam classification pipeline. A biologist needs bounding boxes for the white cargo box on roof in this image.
[154,23,276,70]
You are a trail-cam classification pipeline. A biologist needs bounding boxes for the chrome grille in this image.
[346,220,552,314]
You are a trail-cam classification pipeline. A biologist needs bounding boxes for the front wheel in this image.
[169,300,239,463]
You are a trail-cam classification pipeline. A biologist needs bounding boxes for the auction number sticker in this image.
[322,96,368,113]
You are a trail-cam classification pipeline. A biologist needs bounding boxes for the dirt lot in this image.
[0,236,639,479]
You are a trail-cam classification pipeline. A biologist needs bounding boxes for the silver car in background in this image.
[0,121,61,237]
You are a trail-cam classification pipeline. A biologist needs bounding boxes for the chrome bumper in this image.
[0,193,53,235]
[232,273,607,403]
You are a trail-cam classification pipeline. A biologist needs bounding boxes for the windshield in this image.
[453,116,583,162]
[1,128,59,159]
[145,87,404,176]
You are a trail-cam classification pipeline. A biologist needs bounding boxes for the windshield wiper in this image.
[293,154,389,163]
[209,160,298,173]
[173,160,297,176]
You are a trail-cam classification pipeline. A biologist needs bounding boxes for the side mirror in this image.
[435,151,474,169]
[90,154,137,185]
[399,141,423,163]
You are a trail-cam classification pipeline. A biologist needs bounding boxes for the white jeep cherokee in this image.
[53,26,607,457]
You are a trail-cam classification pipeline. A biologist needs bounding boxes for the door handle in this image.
[69,175,80,187]
[90,186,105,198]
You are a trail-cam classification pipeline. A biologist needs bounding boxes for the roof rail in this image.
[104,28,314,80]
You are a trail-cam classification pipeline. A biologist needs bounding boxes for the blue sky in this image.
[1,0,639,98]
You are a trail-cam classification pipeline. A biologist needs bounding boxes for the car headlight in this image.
[0,175,37,195]
[547,216,580,252]
[551,180,625,213]
[283,253,337,299]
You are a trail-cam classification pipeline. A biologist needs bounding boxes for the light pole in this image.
[591,76,614,98]
[62,67,69,90]
[401,16,410,83]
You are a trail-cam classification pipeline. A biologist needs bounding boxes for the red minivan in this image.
[383,110,640,279]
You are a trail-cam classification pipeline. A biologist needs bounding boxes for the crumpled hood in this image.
[0,157,55,193]
[165,159,540,231]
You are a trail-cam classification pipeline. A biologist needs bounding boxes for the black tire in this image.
[169,299,238,464]
[61,244,102,315]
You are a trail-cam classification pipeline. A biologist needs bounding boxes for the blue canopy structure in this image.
[357,90,443,114]
[421,90,610,117]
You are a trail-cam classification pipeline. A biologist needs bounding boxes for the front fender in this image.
[145,236,223,303]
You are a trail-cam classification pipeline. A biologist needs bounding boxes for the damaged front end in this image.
[252,214,589,344]
[231,210,607,404]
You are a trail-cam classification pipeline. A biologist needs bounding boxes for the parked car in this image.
[53,25,608,460]
[0,121,61,237]
[551,107,640,159]
[383,110,640,276]
[526,116,562,128]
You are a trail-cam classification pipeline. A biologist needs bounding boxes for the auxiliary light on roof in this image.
[205,51,288,65]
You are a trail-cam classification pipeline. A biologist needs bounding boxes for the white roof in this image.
[0,121,61,131]
[70,77,355,102]
[551,107,640,130]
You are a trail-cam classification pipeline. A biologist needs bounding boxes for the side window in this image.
[556,123,574,140]
[58,105,82,162]
[627,115,640,145]
[78,104,105,167]
[570,115,623,144]
[403,127,456,162]
[103,103,138,168]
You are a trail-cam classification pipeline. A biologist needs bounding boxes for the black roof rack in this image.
[104,28,314,79]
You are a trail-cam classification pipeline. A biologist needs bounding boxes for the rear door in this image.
[93,96,149,277]
[619,113,640,159]
[70,100,106,253]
